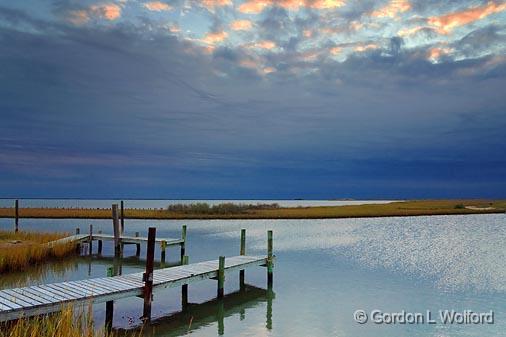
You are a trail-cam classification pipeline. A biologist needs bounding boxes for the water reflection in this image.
[114,284,275,337]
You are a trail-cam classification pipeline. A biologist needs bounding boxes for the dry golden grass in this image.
[0,200,504,220]
[0,305,135,337]
[0,230,77,273]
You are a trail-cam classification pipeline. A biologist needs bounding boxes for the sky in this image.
[0,0,505,199]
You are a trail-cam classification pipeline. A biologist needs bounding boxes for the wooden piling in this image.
[160,240,167,266]
[112,204,121,257]
[88,224,93,255]
[14,200,19,233]
[180,225,187,263]
[120,200,124,234]
[267,230,273,287]
[135,231,140,256]
[181,255,189,310]
[217,256,225,298]
[142,227,156,321]
[98,230,103,255]
[240,229,246,290]
[105,267,114,334]
[75,227,80,235]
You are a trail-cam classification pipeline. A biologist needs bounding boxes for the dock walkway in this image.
[0,255,268,322]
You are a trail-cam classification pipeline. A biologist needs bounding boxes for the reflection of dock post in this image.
[112,204,121,257]
[266,284,274,330]
[120,200,124,234]
[98,230,103,255]
[88,224,93,255]
[135,232,141,256]
[160,240,167,266]
[142,227,156,322]
[105,267,114,334]
[267,230,273,287]
[217,299,224,335]
[217,256,225,298]
[239,229,246,290]
[14,199,19,233]
[181,255,189,310]
[180,225,187,263]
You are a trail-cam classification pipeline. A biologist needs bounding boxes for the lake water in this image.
[1,213,505,337]
[0,199,397,208]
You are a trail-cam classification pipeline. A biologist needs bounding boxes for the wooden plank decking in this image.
[46,233,183,246]
[0,255,268,322]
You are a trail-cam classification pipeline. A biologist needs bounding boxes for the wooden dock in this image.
[0,255,271,322]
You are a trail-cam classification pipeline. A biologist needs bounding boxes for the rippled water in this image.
[1,214,504,336]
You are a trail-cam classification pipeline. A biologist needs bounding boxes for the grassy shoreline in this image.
[0,200,504,220]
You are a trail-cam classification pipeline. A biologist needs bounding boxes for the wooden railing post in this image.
[217,256,225,298]
[14,199,19,233]
[112,204,121,257]
[267,230,273,287]
[142,227,156,321]
[180,225,187,263]
[240,229,246,290]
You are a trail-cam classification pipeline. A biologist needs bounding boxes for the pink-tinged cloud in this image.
[90,3,122,21]
[428,1,506,34]
[230,20,253,31]
[371,0,411,18]
[248,40,277,49]
[202,0,232,10]
[427,46,453,62]
[354,43,379,52]
[144,1,172,11]
[397,25,425,37]
[330,46,341,55]
[239,0,344,14]
[202,31,229,44]
[263,66,276,74]
[68,10,90,25]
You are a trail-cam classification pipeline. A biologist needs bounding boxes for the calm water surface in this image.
[1,213,505,337]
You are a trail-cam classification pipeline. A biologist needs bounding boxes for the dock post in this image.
[98,230,103,255]
[181,255,189,310]
[88,224,93,255]
[267,230,273,287]
[75,227,81,253]
[120,200,124,234]
[112,204,121,257]
[180,225,187,263]
[105,267,114,334]
[142,227,156,321]
[75,227,80,235]
[240,229,246,290]
[217,256,225,298]
[135,232,140,256]
[160,240,167,266]
[14,199,19,233]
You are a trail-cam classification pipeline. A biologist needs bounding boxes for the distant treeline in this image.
[166,203,280,214]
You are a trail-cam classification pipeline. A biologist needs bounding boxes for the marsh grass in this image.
[0,230,77,273]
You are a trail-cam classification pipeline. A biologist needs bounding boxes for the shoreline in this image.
[0,200,504,220]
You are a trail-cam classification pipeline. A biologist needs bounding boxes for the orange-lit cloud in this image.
[330,46,341,55]
[90,3,122,21]
[144,1,172,11]
[249,40,277,49]
[428,1,506,34]
[202,31,229,44]
[303,29,313,38]
[68,10,90,25]
[230,20,253,31]
[239,0,344,14]
[398,25,425,37]
[371,0,411,18]
[263,66,276,74]
[202,0,232,10]
[354,43,379,52]
[427,46,453,62]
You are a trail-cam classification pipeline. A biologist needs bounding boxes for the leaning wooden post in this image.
[135,231,141,256]
[105,267,114,334]
[142,227,156,321]
[217,256,225,298]
[239,229,246,290]
[98,230,103,255]
[267,230,273,287]
[14,199,19,233]
[160,240,167,266]
[180,225,187,263]
[75,227,81,253]
[120,200,125,234]
[88,224,93,255]
[181,255,189,310]
[112,204,121,257]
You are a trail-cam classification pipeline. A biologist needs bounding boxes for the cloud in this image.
[427,46,453,63]
[428,1,506,34]
[144,1,172,12]
[230,19,253,31]
[247,40,277,49]
[238,0,345,14]
[67,3,122,24]
[202,30,229,44]
[371,0,411,18]
[201,0,233,10]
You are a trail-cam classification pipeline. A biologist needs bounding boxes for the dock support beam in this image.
[142,227,156,321]
[98,230,103,255]
[267,230,273,287]
[14,199,19,233]
[217,256,225,298]
[88,224,93,255]
[181,255,189,310]
[120,200,124,234]
[135,232,141,257]
[112,204,121,257]
[239,229,246,290]
[180,225,187,263]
